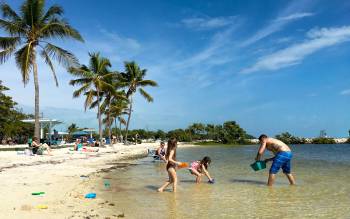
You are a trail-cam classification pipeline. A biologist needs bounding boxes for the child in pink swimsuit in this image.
[189,156,214,184]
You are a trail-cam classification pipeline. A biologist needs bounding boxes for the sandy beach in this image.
[0,142,193,219]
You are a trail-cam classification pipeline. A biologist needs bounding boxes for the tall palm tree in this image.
[0,0,83,139]
[69,52,114,145]
[118,61,158,144]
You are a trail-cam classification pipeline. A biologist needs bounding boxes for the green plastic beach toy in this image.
[32,192,45,195]
[250,161,266,171]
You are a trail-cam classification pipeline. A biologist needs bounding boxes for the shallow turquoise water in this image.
[99,144,350,218]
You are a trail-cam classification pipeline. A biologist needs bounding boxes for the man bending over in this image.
[255,134,296,186]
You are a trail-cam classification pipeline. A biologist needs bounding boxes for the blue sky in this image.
[1,0,350,137]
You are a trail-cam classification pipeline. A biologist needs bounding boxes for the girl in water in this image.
[158,138,181,192]
[189,156,214,184]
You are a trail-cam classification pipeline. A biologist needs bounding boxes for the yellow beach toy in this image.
[36,205,48,209]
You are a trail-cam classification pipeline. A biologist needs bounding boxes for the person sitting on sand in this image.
[255,134,296,186]
[74,139,82,151]
[31,137,52,156]
[189,156,214,184]
[158,138,181,192]
[155,142,166,162]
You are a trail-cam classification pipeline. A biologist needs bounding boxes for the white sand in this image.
[0,142,195,219]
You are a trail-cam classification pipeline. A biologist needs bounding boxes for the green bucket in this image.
[250,161,266,171]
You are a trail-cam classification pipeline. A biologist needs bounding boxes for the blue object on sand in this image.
[250,161,267,171]
[85,193,96,199]
[208,179,215,184]
[104,180,110,188]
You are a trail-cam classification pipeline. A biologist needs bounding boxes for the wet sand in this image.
[0,142,194,219]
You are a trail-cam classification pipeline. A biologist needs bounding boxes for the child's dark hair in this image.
[200,156,211,169]
[165,138,177,160]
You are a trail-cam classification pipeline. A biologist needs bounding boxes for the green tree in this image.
[275,132,306,144]
[221,121,247,144]
[155,129,166,140]
[0,0,83,138]
[118,61,158,143]
[69,52,114,145]
[312,137,336,144]
[67,123,78,134]
[0,80,33,142]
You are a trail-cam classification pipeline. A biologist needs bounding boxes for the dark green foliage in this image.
[106,120,253,144]
[311,137,336,144]
[275,132,307,144]
[0,81,34,143]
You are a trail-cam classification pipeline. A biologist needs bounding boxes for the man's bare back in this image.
[265,138,291,154]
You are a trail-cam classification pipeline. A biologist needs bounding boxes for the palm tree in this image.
[118,61,158,144]
[69,52,114,145]
[0,0,83,139]
[98,87,126,142]
[108,98,128,141]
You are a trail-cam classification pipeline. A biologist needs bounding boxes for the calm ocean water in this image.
[98,144,350,218]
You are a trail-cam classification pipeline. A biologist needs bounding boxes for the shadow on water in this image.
[145,185,159,191]
[231,178,266,185]
[180,179,196,184]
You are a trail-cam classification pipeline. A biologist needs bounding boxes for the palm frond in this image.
[40,19,84,42]
[0,19,26,36]
[40,48,58,86]
[0,46,16,64]
[83,90,95,111]
[69,78,92,86]
[138,79,158,87]
[0,3,21,21]
[72,83,90,98]
[139,88,153,102]
[0,36,21,49]
[44,43,79,68]
[21,0,44,27]
[68,65,93,78]
[118,117,127,125]
[41,5,63,22]
[15,43,34,85]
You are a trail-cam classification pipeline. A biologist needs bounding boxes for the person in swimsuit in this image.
[189,156,214,184]
[158,138,181,192]
[31,137,53,156]
[255,134,296,186]
[154,142,166,162]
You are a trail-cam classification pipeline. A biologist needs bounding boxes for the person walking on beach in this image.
[255,134,296,186]
[158,138,181,192]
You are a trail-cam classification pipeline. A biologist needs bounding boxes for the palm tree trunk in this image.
[33,57,40,139]
[124,96,133,144]
[97,89,103,146]
[107,103,111,142]
[118,117,122,142]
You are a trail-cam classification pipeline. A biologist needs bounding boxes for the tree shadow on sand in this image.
[231,179,266,185]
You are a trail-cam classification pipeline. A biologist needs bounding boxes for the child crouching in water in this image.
[158,138,181,192]
[189,156,214,184]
